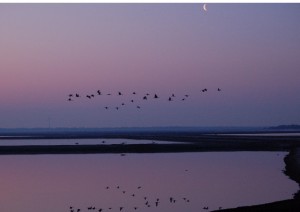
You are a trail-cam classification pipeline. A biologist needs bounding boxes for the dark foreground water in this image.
[0,150,297,212]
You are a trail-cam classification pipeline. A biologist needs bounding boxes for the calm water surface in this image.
[0,138,176,146]
[0,151,298,212]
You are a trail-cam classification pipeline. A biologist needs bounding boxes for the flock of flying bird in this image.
[67,88,222,110]
[68,184,217,212]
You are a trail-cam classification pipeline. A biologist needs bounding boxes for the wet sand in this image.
[1,132,300,211]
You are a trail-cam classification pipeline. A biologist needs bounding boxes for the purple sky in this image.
[0,3,300,128]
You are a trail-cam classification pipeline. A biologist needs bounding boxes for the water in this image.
[0,150,298,212]
[0,138,176,146]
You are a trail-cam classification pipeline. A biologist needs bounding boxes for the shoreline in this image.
[214,148,300,211]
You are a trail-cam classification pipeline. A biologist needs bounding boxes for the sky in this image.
[0,3,300,128]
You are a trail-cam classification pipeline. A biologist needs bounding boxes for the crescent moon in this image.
[203,4,207,12]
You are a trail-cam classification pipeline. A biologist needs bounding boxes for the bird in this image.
[132,92,136,95]
[69,94,73,97]
[121,103,125,106]
[68,98,73,101]
[137,106,141,109]
[134,207,138,210]
[119,207,123,211]
[185,94,189,97]
[118,92,122,96]
[154,94,158,99]
[171,94,175,97]
[75,93,80,97]
[97,90,101,95]
[116,107,119,110]
[218,88,221,91]
[104,107,109,109]
[168,97,172,101]
[143,96,147,100]
[130,100,134,103]
[137,186,142,189]
[203,206,209,210]
[86,95,91,99]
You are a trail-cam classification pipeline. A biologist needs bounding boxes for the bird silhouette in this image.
[118,92,122,96]
[97,90,101,95]
[218,88,221,91]
[168,97,172,101]
[143,96,147,100]
[154,94,158,99]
